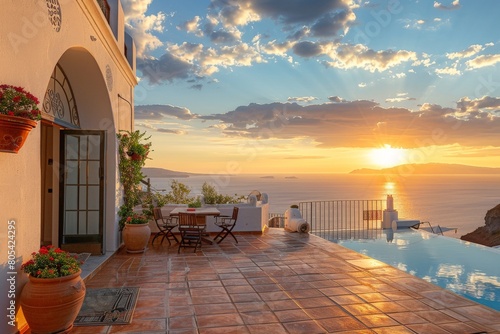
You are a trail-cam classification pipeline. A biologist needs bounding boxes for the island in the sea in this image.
[350,163,500,175]
[142,167,198,178]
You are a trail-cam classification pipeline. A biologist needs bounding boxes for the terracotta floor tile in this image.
[193,302,236,315]
[265,299,301,311]
[342,303,381,315]
[252,283,282,293]
[191,294,231,305]
[199,325,250,334]
[258,290,291,301]
[356,313,400,328]
[225,284,256,294]
[168,305,196,317]
[304,305,350,319]
[372,301,409,313]
[358,292,390,303]
[329,294,365,305]
[285,288,324,299]
[196,313,244,328]
[316,316,368,332]
[247,323,288,334]
[234,301,271,313]
[274,309,312,323]
[388,311,428,325]
[169,315,197,330]
[78,229,500,334]
[406,323,454,334]
[282,320,327,334]
[230,292,263,303]
[372,326,415,334]
[107,318,166,333]
[240,310,279,324]
[296,296,337,308]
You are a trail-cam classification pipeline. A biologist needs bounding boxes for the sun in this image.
[369,145,406,168]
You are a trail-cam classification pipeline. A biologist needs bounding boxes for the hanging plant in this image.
[117,130,152,230]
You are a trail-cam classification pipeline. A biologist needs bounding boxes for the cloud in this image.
[122,0,165,58]
[198,98,500,148]
[465,54,500,69]
[435,64,461,76]
[401,17,450,31]
[310,10,355,37]
[292,41,323,57]
[447,44,484,59]
[136,122,187,135]
[135,104,197,120]
[178,16,203,37]
[326,44,418,72]
[137,53,195,84]
[434,0,461,10]
[287,96,318,103]
[210,0,355,37]
[328,96,344,102]
[385,94,417,103]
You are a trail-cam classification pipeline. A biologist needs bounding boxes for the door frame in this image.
[58,130,105,254]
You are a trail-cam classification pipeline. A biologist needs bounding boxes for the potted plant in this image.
[20,245,85,333]
[122,213,151,253]
[0,84,42,153]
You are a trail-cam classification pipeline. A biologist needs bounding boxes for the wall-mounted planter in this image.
[0,114,38,153]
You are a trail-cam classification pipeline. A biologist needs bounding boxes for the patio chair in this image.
[177,212,205,253]
[213,206,239,244]
[152,207,179,245]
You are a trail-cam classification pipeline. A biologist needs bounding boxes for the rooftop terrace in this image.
[71,229,499,334]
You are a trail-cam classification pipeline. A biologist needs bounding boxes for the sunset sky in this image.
[122,0,500,174]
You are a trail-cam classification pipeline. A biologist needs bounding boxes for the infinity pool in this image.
[320,228,500,311]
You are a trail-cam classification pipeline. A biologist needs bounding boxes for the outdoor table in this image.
[169,207,220,244]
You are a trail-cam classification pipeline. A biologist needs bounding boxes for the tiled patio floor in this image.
[71,228,500,334]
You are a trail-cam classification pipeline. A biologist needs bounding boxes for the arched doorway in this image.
[41,48,115,255]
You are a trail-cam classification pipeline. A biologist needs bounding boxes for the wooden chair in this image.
[177,212,205,253]
[151,207,179,245]
[213,206,239,244]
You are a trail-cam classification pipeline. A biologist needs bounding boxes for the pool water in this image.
[322,229,500,311]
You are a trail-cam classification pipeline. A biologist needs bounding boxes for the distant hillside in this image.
[350,163,500,175]
[142,167,194,178]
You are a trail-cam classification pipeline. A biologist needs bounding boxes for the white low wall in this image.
[148,202,268,234]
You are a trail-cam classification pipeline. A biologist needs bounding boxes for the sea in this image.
[146,173,500,239]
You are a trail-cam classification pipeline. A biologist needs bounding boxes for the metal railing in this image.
[299,200,384,240]
[96,0,110,22]
[267,213,285,228]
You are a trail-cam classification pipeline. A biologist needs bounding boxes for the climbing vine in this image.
[117,130,151,230]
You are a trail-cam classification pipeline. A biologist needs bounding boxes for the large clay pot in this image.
[20,269,85,334]
[0,114,38,153]
[122,223,151,253]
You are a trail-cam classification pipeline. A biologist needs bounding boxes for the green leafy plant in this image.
[21,246,81,278]
[117,130,152,230]
[0,84,41,120]
[188,198,202,208]
[201,182,245,204]
[163,180,196,204]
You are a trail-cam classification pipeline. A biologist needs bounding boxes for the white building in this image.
[0,1,136,332]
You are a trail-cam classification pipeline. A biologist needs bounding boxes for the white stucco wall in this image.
[0,1,136,332]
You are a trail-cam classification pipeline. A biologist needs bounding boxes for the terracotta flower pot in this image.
[0,114,38,153]
[20,269,86,334]
[122,222,151,253]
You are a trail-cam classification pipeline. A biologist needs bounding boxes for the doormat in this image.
[74,287,140,326]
